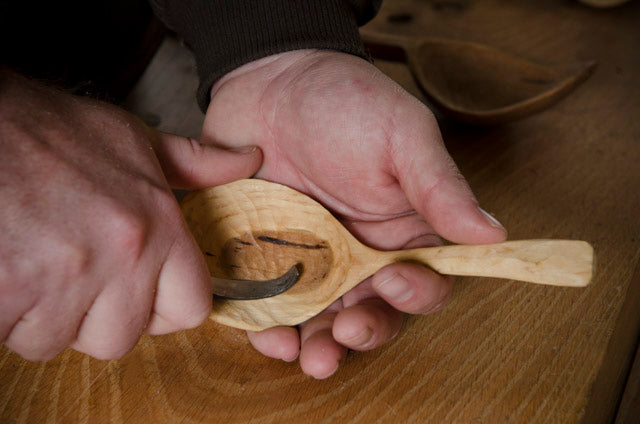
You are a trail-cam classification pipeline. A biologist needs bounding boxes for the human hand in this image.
[0,69,262,361]
[202,50,507,378]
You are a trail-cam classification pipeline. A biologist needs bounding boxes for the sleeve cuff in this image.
[156,0,370,112]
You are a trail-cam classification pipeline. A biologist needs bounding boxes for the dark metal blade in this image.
[211,265,300,300]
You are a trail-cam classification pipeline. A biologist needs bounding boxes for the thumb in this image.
[151,131,263,189]
[391,110,507,244]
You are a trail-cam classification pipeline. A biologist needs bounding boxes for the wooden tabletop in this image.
[2,1,639,422]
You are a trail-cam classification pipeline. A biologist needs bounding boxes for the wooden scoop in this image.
[360,29,597,125]
[181,179,594,331]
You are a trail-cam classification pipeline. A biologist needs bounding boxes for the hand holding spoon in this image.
[181,179,594,331]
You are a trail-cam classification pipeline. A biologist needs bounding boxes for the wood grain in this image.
[2,0,639,423]
[182,180,593,330]
[616,331,640,423]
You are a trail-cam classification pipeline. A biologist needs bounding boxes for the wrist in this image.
[161,0,368,112]
[210,49,320,101]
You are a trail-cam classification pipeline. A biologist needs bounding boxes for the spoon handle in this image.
[376,240,593,287]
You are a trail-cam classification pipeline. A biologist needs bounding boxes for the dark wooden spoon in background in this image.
[361,29,597,125]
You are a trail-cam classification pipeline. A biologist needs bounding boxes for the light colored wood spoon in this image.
[181,179,594,331]
[360,29,597,125]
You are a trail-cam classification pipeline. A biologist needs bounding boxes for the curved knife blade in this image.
[211,265,300,300]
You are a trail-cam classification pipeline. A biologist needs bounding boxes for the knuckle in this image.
[155,302,210,333]
[76,332,137,360]
[5,332,69,362]
[106,207,149,259]
[58,243,91,280]
[181,306,210,330]
[0,244,34,287]
[74,313,146,360]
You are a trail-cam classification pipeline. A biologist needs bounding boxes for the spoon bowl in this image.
[181,179,594,331]
[361,29,597,125]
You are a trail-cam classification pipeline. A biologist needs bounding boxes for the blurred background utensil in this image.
[361,29,597,125]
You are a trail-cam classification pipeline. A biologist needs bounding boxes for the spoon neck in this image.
[356,247,435,273]
[375,247,436,266]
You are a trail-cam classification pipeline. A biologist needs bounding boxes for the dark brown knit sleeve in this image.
[149,0,382,111]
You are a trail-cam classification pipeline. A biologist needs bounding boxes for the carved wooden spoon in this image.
[181,179,594,331]
[360,29,597,125]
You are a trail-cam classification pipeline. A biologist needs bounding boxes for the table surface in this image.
[2,1,639,423]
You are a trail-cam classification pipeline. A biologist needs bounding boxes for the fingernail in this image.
[478,207,505,230]
[228,145,258,153]
[375,273,414,303]
[344,327,375,348]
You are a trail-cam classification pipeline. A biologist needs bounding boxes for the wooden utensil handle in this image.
[380,240,593,287]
